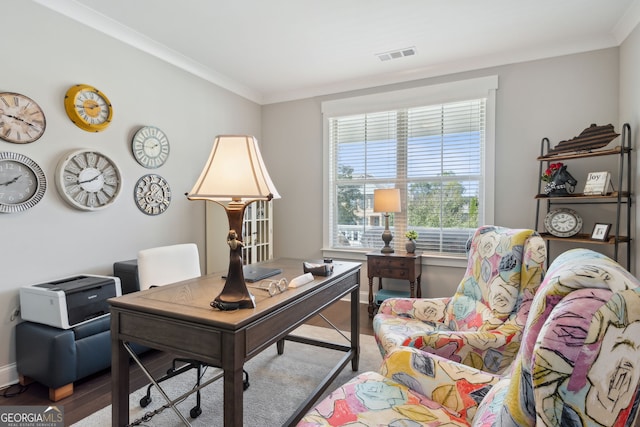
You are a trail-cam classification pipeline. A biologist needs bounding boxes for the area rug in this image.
[72,325,382,426]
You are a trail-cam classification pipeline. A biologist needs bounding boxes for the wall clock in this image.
[131,126,170,168]
[55,149,121,211]
[63,84,113,132]
[544,208,583,237]
[134,174,171,215]
[0,152,46,213]
[0,92,46,143]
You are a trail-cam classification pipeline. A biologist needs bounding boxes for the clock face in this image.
[134,174,171,215]
[55,149,121,211]
[544,208,583,237]
[64,84,113,132]
[0,92,46,143]
[0,152,46,213]
[132,126,170,168]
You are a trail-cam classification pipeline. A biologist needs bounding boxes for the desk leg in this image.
[111,321,129,426]
[351,285,360,371]
[417,275,422,298]
[409,281,415,298]
[222,333,244,426]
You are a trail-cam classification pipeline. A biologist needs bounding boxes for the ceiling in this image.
[35,0,640,105]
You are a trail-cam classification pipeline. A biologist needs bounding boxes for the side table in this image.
[366,251,422,318]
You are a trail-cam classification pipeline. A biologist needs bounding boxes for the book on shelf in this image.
[583,171,614,195]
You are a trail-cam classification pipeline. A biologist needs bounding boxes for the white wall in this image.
[0,2,261,385]
[263,47,624,299]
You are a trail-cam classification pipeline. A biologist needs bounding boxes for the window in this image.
[322,76,497,256]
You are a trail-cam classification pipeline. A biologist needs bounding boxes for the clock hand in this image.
[78,172,103,184]
[1,114,40,129]
[0,175,21,186]
[75,104,101,111]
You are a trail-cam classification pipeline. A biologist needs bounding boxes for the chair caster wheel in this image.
[190,407,202,419]
[140,396,152,407]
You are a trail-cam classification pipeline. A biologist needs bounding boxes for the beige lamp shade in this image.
[373,188,401,213]
[187,135,280,203]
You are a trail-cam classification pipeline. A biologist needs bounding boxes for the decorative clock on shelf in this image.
[63,84,113,132]
[131,126,170,168]
[55,149,122,211]
[0,92,46,143]
[134,174,171,215]
[0,152,47,213]
[544,208,583,237]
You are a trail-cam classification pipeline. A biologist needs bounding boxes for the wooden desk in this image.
[110,258,360,426]
[366,251,422,318]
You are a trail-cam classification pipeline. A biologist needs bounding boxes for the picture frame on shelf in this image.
[583,171,614,195]
[591,223,611,241]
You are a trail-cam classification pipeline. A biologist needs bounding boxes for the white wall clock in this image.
[55,149,122,211]
[0,152,46,213]
[544,208,583,237]
[134,174,171,215]
[0,92,46,143]
[131,126,170,168]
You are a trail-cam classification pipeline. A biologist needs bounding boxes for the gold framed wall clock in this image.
[55,149,122,211]
[64,84,113,132]
[0,152,47,213]
[134,174,171,215]
[0,92,46,143]
[132,126,170,168]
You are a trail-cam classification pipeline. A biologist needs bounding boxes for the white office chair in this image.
[136,243,249,419]
[137,243,201,291]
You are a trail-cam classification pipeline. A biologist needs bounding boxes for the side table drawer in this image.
[377,267,409,280]
[369,257,411,269]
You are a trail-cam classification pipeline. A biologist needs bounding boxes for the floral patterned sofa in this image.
[374,225,547,374]
[298,248,640,426]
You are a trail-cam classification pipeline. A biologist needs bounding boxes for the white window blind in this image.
[325,85,493,255]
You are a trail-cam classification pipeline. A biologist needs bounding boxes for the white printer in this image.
[20,274,122,329]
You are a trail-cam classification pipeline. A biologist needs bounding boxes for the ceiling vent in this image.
[376,46,417,62]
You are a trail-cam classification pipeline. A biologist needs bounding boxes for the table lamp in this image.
[187,135,280,310]
[373,188,401,253]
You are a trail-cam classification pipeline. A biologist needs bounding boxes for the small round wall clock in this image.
[0,92,46,143]
[64,84,113,132]
[134,174,171,215]
[0,152,47,213]
[131,126,170,168]
[544,208,583,237]
[55,149,122,211]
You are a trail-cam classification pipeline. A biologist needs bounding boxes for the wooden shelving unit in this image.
[534,123,632,270]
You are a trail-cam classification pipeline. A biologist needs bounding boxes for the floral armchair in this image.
[374,225,547,374]
[298,248,640,426]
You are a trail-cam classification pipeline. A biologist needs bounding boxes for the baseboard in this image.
[0,362,19,389]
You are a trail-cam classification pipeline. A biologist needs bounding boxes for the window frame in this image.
[322,76,498,263]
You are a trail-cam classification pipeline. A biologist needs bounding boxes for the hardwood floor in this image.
[1,301,374,425]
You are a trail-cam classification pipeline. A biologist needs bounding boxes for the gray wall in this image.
[0,2,261,384]
[264,47,627,298]
[620,21,640,274]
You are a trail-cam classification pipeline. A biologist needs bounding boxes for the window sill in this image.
[321,248,468,269]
